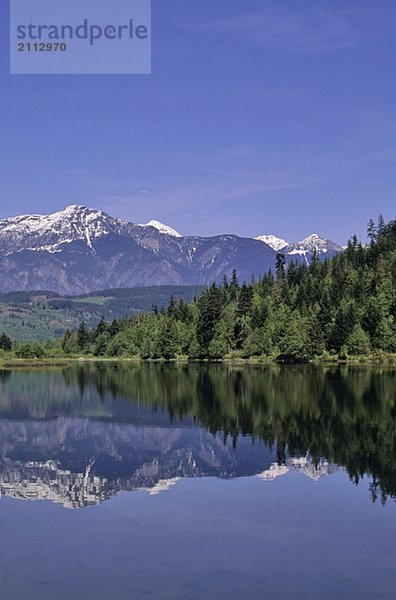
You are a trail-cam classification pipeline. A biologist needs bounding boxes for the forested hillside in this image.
[2,217,395,361]
[0,286,201,341]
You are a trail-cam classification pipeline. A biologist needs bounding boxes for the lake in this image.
[0,363,395,599]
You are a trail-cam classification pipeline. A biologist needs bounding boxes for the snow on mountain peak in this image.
[290,233,342,253]
[0,205,123,253]
[64,204,86,212]
[254,231,343,256]
[300,233,321,243]
[139,220,182,237]
[254,234,289,251]
[283,233,344,266]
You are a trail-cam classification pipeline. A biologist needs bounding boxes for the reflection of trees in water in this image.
[0,370,11,384]
[61,363,396,503]
[2,363,396,503]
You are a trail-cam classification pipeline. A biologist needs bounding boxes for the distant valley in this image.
[0,286,201,340]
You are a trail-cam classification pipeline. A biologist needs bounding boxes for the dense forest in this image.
[1,216,395,361]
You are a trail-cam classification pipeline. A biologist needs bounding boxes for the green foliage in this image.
[0,332,12,351]
[1,216,395,362]
[3,363,396,502]
[77,321,90,351]
[0,286,202,341]
[55,216,395,361]
[196,283,222,354]
[347,324,371,355]
[15,340,45,358]
[277,312,307,360]
[61,330,79,355]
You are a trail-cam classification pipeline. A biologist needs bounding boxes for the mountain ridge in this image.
[0,205,344,294]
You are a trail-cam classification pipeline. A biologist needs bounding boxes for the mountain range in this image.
[0,205,344,295]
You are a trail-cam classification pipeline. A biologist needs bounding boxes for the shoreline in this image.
[1,354,396,369]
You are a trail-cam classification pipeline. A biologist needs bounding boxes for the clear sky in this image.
[0,0,395,244]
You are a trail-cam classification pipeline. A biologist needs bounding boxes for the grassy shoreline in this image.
[1,353,396,369]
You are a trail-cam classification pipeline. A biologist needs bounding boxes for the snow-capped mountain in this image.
[0,204,126,254]
[257,455,337,482]
[284,233,344,265]
[287,233,342,254]
[255,232,343,266]
[138,219,182,237]
[0,205,343,294]
[254,234,289,251]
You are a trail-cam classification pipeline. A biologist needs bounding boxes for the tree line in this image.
[1,216,395,361]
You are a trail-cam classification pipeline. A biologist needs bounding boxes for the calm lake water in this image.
[0,363,395,599]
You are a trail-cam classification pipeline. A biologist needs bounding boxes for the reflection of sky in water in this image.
[1,474,396,600]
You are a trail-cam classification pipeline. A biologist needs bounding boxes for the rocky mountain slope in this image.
[0,205,343,294]
[283,233,344,265]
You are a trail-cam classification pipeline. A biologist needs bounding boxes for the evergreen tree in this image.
[77,321,90,351]
[158,317,180,359]
[237,283,253,317]
[95,316,107,337]
[196,284,222,354]
[347,324,371,355]
[330,300,357,353]
[278,312,309,361]
[275,253,286,280]
[0,333,12,352]
[62,330,79,355]
[229,269,239,301]
[367,218,376,244]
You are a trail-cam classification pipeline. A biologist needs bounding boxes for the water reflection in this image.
[0,363,394,507]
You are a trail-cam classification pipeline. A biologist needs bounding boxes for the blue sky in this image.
[0,0,395,244]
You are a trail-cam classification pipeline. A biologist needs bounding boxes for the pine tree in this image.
[0,333,12,352]
[95,316,107,336]
[229,269,239,301]
[167,295,177,317]
[330,301,357,353]
[275,253,286,280]
[347,324,371,355]
[367,218,376,244]
[237,283,253,317]
[196,284,222,354]
[77,321,90,351]
[158,317,180,359]
[61,330,79,355]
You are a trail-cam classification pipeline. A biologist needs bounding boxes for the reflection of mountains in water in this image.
[0,417,280,508]
[258,456,337,482]
[0,363,395,505]
[1,455,336,509]
[0,418,336,508]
